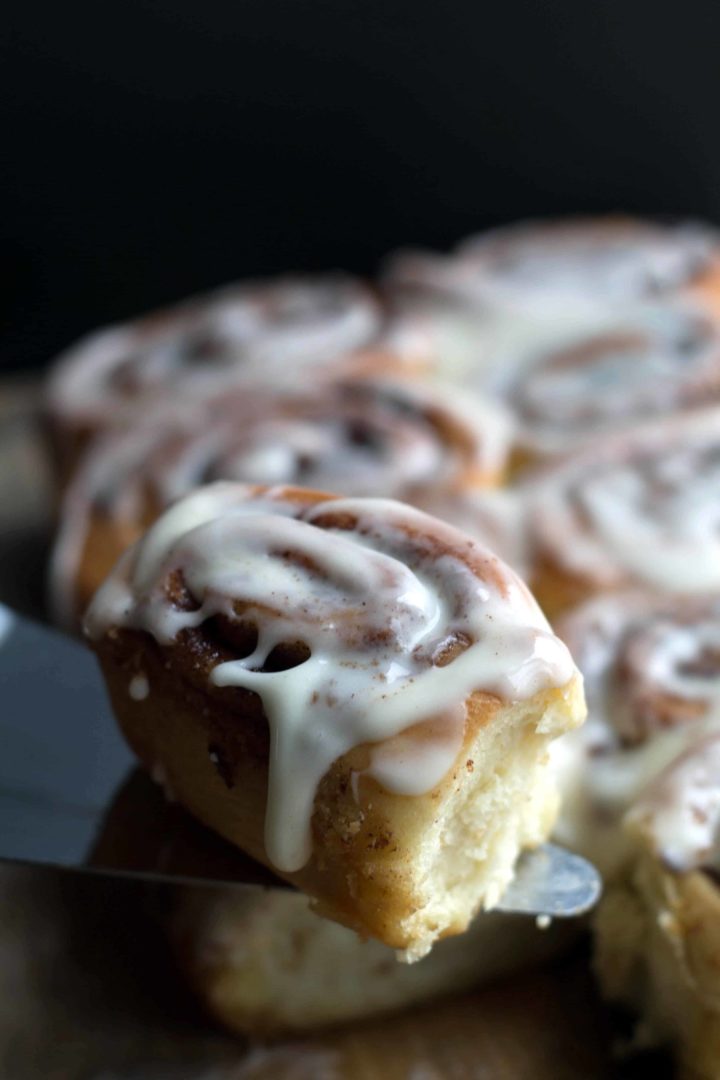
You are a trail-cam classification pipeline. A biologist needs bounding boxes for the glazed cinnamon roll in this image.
[51,377,511,627]
[527,408,720,617]
[384,217,720,387]
[457,217,720,309]
[45,274,387,477]
[498,301,720,470]
[85,482,584,959]
[554,592,720,1077]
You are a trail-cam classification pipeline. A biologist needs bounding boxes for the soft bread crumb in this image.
[395,681,585,962]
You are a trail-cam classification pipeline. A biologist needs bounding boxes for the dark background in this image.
[4,0,720,372]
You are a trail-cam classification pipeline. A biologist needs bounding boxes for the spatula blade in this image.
[0,605,601,917]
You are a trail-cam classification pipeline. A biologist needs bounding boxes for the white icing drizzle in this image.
[532,408,720,593]
[85,482,576,873]
[128,673,149,701]
[49,377,511,626]
[559,592,720,873]
[47,275,381,428]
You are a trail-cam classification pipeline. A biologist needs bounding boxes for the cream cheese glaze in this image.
[85,483,576,873]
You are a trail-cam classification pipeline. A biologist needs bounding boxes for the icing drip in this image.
[85,483,575,873]
[560,593,720,873]
[534,409,720,593]
[128,674,149,701]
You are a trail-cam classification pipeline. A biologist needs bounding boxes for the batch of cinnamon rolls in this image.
[45,217,720,1077]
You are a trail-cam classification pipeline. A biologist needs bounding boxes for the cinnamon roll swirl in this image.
[51,377,511,626]
[527,409,720,617]
[554,592,720,1076]
[385,217,720,387]
[85,482,584,959]
[45,274,386,476]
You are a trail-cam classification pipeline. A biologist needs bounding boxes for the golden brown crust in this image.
[690,260,720,320]
[75,511,144,617]
[530,549,602,622]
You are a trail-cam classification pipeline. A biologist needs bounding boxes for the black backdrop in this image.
[4,0,720,371]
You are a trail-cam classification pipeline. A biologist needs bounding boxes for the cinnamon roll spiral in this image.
[51,377,511,626]
[86,482,583,957]
[45,274,387,475]
[527,409,720,616]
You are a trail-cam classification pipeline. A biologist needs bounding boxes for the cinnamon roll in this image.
[51,377,511,627]
[45,274,387,477]
[384,217,720,387]
[169,885,574,1035]
[498,301,720,470]
[553,592,720,1078]
[85,482,584,959]
[527,409,720,617]
[458,217,720,309]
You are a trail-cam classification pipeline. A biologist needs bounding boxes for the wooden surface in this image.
[0,381,662,1079]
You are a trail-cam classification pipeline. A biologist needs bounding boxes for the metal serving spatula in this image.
[0,605,601,917]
